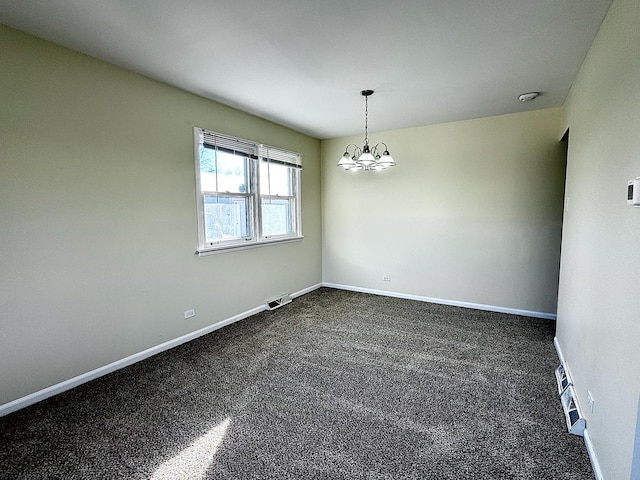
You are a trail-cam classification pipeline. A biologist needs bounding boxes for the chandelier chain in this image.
[363,94,369,147]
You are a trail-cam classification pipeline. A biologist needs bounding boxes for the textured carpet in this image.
[0,288,593,479]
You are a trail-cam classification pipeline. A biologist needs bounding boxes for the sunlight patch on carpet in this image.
[151,417,231,480]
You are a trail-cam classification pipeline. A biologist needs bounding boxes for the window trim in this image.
[193,127,303,255]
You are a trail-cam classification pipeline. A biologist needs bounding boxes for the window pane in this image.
[204,195,251,242]
[261,198,292,236]
[200,147,250,194]
[259,161,291,196]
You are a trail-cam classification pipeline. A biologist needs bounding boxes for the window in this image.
[194,128,302,253]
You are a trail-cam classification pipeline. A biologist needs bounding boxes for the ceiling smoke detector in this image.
[518,92,540,102]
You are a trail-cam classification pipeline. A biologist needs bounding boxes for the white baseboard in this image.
[554,337,603,480]
[0,283,322,417]
[584,429,604,480]
[322,282,557,320]
[632,396,640,480]
[554,337,567,371]
[291,283,322,299]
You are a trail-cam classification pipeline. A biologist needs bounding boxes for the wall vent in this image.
[266,294,292,311]
[560,386,586,436]
[555,364,571,394]
[555,364,586,436]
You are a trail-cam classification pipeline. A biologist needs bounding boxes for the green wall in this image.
[0,24,322,406]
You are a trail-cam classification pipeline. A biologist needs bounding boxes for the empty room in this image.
[1,0,639,479]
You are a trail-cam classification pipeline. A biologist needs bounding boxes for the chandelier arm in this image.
[343,143,360,154]
[371,142,389,157]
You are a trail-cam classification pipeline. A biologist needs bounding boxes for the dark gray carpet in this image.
[1,288,593,479]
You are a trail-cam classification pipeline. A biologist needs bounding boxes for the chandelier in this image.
[337,90,396,171]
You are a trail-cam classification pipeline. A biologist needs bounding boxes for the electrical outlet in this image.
[184,309,196,319]
[382,275,391,282]
[587,391,595,413]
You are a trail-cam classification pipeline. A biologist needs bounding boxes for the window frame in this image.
[194,127,303,255]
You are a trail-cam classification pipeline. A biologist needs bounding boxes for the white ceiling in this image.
[0,0,612,139]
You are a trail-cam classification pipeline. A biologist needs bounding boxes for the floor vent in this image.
[555,364,586,436]
[266,294,292,311]
[555,364,571,394]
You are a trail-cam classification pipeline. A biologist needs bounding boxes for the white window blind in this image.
[201,130,259,159]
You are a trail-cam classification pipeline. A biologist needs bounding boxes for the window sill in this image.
[195,236,304,256]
